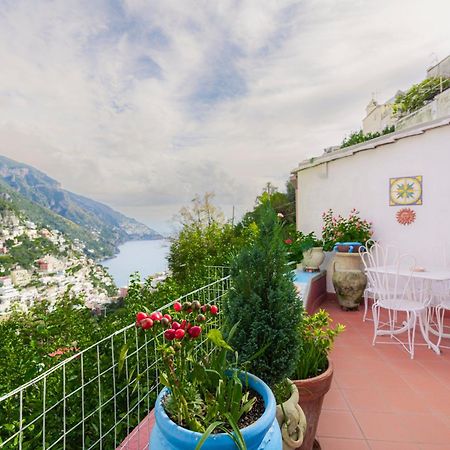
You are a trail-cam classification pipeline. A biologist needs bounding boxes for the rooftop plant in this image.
[322,208,373,251]
[393,77,450,116]
[224,203,302,390]
[341,125,395,149]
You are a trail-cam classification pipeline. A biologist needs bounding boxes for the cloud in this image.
[0,0,449,232]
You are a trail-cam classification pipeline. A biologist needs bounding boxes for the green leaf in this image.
[224,413,247,450]
[118,343,129,376]
[207,329,233,351]
[195,421,225,450]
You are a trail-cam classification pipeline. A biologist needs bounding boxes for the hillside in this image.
[0,155,162,258]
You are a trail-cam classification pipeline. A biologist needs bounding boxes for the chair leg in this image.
[363,290,369,322]
[372,303,379,346]
[437,306,444,348]
[407,312,417,359]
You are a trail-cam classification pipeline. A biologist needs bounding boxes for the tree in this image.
[168,193,244,291]
[224,203,302,387]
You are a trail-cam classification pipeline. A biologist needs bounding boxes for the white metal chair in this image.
[359,241,399,322]
[371,254,432,359]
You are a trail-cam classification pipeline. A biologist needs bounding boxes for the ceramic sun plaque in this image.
[389,176,423,206]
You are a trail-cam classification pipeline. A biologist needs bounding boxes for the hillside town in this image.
[0,207,117,316]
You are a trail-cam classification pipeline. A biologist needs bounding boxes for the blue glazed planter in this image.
[149,371,282,450]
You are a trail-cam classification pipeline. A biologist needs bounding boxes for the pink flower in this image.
[284,238,293,245]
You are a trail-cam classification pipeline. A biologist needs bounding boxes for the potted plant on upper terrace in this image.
[225,204,307,449]
[135,304,282,449]
[292,310,345,450]
[284,232,324,272]
[322,209,373,310]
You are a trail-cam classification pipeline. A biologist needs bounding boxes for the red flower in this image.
[173,301,182,312]
[175,329,185,339]
[141,318,154,330]
[163,314,172,322]
[210,305,219,315]
[188,326,202,338]
[164,329,176,341]
[196,314,206,322]
[150,311,163,321]
[136,312,147,323]
[284,238,293,245]
[171,321,181,330]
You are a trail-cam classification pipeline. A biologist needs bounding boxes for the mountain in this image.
[0,155,162,258]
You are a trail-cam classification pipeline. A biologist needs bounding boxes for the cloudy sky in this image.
[0,0,449,232]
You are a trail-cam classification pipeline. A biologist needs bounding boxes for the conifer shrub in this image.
[224,203,303,387]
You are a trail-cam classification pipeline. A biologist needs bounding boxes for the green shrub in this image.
[393,77,450,116]
[224,203,302,387]
[341,125,395,149]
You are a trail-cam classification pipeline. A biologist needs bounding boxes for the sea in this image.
[101,239,170,287]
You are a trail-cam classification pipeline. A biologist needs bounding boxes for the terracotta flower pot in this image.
[293,360,333,450]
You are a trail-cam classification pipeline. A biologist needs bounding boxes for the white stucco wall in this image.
[295,123,450,291]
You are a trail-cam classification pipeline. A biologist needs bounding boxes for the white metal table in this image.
[367,266,450,354]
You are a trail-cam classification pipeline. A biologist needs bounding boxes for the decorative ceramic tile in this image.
[389,176,423,206]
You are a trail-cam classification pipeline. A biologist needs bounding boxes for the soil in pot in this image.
[163,388,265,432]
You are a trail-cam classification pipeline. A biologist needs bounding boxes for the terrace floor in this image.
[317,297,450,450]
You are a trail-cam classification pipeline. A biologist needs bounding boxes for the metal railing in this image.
[0,275,231,450]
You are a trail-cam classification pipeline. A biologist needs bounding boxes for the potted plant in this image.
[134,305,282,449]
[322,209,372,252]
[225,204,306,449]
[322,209,372,309]
[292,310,345,450]
[297,233,324,272]
[284,232,324,272]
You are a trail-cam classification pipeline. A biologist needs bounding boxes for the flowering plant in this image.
[293,309,345,380]
[135,302,256,447]
[321,209,373,251]
[284,231,323,263]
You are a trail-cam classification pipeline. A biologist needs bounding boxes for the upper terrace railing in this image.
[0,271,231,450]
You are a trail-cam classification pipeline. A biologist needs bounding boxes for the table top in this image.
[367,265,450,281]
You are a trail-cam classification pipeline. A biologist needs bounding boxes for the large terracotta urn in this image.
[332,269,367,310]
[293,360,333,450]
[328,252,366,310]
[276,380,307,450]
[302,248,325,272]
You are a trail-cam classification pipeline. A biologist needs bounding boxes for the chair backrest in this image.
[371,254,417,304]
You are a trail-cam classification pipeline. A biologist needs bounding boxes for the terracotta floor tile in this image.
[417,445,450,450]
[318,437,370,449]
[342,388,391,413]
[322,387,349,410]
[317,410,364,439]
[352,411,412,442]
[397,413,450,444]
[368,441,420,450]
[384,388,433,415]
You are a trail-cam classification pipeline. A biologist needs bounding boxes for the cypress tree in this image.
[225,203,302,387]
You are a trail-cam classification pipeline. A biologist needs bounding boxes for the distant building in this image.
[11,268,31,287]
[362,97,397,134]
[0,277,20,313]
[427,55,450,78]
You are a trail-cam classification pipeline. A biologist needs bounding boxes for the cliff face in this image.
[0,155,162,258]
